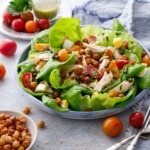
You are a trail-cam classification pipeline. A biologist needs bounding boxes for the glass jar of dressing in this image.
[32,0,61,20]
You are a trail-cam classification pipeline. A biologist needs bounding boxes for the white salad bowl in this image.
[0,110,38,149]
[15,40,149,119]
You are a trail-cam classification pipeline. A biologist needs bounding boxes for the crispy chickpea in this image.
[86,58,92,64]
[79,50,85,55]
[5,136,13,144]
[83,76,91,84]
[37,120,45,128]
[79,74,85,82]
[77,55,83,61]
[18,146,25,150]
[0,139,6,146]
[30,82,38,90]
[0,113,5,120]
[118,93,125,98]
[5,119,13,126]
[13,131,20,139]
[142,52,147,57]
[0,124,4,130]
[109,90,118,98]
[18,116,26,124]
[74,67,83,76]
[82,38,88,43]
[16,125,24,132]
[61,72,66,78]
[92,60,99,68]
[122,41,128,49]
[22,139,30,149]
[12,140,20,149]
[1,127,8,135]
[3,144,12,150]
[53,91,60,99]
[7,128,15,136]
[22,107,31,115]
[92,53,100,60]
[75,40,82,46]
[4,114,10,119]
[120,55,128,60]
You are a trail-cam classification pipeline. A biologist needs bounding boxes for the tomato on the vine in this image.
[129,112,144,128]
[22,72,32,90]
[0,64,6,79]
[102,116,123,137]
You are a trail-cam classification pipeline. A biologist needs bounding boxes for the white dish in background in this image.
[0,1,72,40]
[0,110,38,150]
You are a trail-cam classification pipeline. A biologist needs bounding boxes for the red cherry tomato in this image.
[2,10,19,26]
[20,11,34,22]
[87,64,102,80]
[129,112,144,128]
[0,39,17,57]
[0,64,6,79]
[22,72,32,90]
[102,116,123,137]
[116,60,130,69]
[37,18,50,31]
[12,18,25,32]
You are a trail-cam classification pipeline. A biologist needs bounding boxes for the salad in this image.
[17,18,150,112]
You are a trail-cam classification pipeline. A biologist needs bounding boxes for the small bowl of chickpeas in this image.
[0,110,37,150]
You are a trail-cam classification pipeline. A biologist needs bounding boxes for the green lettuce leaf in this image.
[49,18,81,51]
[61,86,93,111]
[42,95,70,112]
[49,69,78,89]
[36,53,77,81]
[112,19,126,31]
[137,69,150,89]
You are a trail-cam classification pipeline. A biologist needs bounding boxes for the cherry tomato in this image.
[102,116,123,137]
[107,60,120,78]
[20,11,34,22]
[58,49,69,62]
[87,64,102,80]
[22,72,32,90]
[0,39,17,57]
[2,10,19,26]
[0,64,6,79]
[116,60,130,69]
[12,18,25,32]
[129,112,144,128]
[37,18,50,31]
[25,21,38,33]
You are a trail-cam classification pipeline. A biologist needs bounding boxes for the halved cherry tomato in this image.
[22,72,32,90]
[87,64,102,80]
[107,60,120,78]
[129,112,144,128]
[141,55,150,66]
[88,35,96,43]
[102,116,123,137]
[0,64,6,79]
[58,49,69,62]
[116,59,130,69]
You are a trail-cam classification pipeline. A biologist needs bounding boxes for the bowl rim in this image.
[14,29,150,119]
[0,110,38,149]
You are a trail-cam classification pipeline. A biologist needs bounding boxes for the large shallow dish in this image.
[16,41,149,119]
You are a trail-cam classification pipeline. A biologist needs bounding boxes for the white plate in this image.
[0,1,72,40]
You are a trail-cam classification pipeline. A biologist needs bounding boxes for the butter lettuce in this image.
[49,18,81,51]
[49,69,78,89]
[36,53,77,81]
